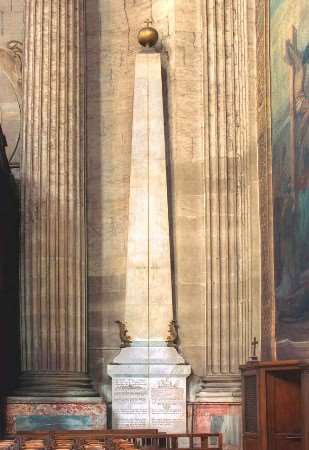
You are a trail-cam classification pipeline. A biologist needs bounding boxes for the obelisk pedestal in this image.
[108,347,190,432]
[108,28,190,433]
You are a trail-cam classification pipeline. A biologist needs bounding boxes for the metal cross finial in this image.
[250,337,259,361]
[145,19,152,27]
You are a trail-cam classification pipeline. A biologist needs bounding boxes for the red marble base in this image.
[4,397,107,435]
[187,403,241,450]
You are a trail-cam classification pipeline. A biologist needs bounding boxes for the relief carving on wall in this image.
[166,320,178,347]
[0,41,23,169]
[115,320,132,347]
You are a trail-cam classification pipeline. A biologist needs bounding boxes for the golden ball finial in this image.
[138,20,159,48]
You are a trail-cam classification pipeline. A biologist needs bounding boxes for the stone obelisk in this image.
[108,24,190,433]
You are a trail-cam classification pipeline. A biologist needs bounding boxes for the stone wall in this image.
[0,0,23,44]
[0,0,23,175]
[86,0,172,399]
[86,0,205,400]
[86,0,262,402]
[0,0,264,403]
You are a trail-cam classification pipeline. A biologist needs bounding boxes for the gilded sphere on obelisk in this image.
[138,21,159,47]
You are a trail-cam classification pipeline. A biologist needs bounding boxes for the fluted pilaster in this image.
[19,0,93,396]
[198,0,260,401]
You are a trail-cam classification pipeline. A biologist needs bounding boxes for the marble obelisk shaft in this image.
[19,0,92,395]
[108,48,190,433]
[125,50,173,342]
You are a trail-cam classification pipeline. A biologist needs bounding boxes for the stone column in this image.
[18,0,93,396]
[196,0,261,402]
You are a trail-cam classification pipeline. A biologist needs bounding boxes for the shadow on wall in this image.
[0,128,20,433]
[86,0,118,403]
[86,0,179,409]
[161,60,178,334]
[87,0,150,402]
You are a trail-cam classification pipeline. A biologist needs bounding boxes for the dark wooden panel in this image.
[267,370,303,450]
[242,362,309,450]
[270,436,302,450]
[243,436,259,450]
[266,371,301,434]
[244,375,258,433]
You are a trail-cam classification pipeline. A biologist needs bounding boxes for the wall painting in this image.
[271,0,309,357]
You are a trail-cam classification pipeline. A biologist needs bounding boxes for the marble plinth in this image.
[108,347,191,432]
[4,397,106,435]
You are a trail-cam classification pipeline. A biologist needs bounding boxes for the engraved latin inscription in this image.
[150,378,186,432]
[112,377,187,432]
[112,378,149,429]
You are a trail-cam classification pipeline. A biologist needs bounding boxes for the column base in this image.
[12,372,98,398]
[108,346,191,433]
[190,376,241,450]
[189,402,241,450]
[4,396,106,435]
[196,375,241,403]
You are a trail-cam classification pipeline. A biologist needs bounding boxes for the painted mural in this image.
[271,0,309,357]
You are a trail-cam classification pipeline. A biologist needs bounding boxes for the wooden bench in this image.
[13,431,223,450]
[104,433,222,450]
[16,431,158,448]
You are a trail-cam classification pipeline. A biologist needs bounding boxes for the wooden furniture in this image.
[241,360,309,450]
[14,432,223,450]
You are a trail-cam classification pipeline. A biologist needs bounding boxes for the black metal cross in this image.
[145,19,152,27]
[251,337,259,360]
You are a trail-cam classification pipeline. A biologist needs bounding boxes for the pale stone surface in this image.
[109,374,189,432]
[125,51,173,342]
[86,0,262,401]
[108,347,190,432]
[112,346,186,365]
[0,1,23,44]
[7,0,263,407]
[108,45,191,432]
[86,0,208,396]
[2,1,264,429]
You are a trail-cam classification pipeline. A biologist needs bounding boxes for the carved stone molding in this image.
[0,41,23,167]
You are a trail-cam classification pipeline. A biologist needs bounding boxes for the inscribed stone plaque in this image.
[112,376,187,432]
[150,378,186,432]
[112,378,149,429]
